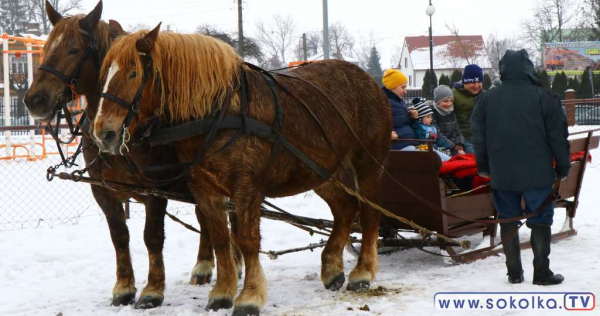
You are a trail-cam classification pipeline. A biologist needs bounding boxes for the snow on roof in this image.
[19,33,48,41]
[406,35,491,70]
[410,43,491,70]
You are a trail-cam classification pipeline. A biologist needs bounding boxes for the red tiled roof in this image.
[405,35,485,53]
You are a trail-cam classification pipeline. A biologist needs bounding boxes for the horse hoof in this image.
[190,273,212,285]
[346,280,370,292]
[232,305,260,316]
[205,298,233,311]
[324,273,345,291]
[112,293,135,306]
[135,296,164,309]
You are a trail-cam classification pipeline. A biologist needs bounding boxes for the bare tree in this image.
[196,24,264,64]
[26,0,82,34]
[485,33,518,75]
[255,14,297,66]
[356,31,378,69]
[306,31,321,56]
[127,22,151,32]
[443,23,485,65]
[328,22,355,60]
[390,44,403,70]
[1,0,29,34]
[578,0,600,40]
[520,0,579,65]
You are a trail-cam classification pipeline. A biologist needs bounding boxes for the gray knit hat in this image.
[434,85,454,104]
[414,101,433,119]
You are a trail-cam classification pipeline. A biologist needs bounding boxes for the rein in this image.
[38,28,100,168]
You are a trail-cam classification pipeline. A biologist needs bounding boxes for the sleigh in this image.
[379,129,599,263]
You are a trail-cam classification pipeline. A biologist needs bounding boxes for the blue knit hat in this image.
[462,64,483,84]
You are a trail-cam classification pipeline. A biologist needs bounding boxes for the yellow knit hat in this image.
[382,69,408,89]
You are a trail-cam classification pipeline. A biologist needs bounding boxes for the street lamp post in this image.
[426,1,436,99]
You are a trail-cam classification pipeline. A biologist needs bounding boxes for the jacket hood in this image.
[499,49,542,87]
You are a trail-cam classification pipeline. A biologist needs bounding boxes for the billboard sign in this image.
[544,41,600,75]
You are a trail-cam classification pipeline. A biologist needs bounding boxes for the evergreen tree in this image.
[366,46,383,77]
[538,70,551,89]
[483,73,492,90]
[579,68,593,98]
[422,70,438,99]
[552,72,568,99]
[450,69,462,84]
[438,74,451,86]
[567,77,580,93]
[0,0,28,34]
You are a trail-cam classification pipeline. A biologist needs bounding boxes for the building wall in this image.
[397,40,416,87]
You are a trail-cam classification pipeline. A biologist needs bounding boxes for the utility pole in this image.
[238,0,244,58]
[323,0,330,60]
[302,33,307,61]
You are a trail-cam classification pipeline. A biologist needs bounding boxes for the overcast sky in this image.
[76,0,538,68]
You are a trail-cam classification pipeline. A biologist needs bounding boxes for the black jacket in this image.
[470,49,570,191]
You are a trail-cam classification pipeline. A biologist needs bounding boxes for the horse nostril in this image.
[101,131,117,144]
[32,95,48,107]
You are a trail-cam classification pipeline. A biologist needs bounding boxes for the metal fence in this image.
[0,131,195,231]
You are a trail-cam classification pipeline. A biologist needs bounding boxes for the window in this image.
[409,75,412,87]
[405,58,408,68]
[10,55,26,74]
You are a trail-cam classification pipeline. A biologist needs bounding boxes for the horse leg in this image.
[193,194,238,311]
[314,182,359,291]
[232,188,267,316]
[91,185,136,306]
[346,158,384,292]
[229,212,244,279]
[135,196,168,309]
[190,206,216,285]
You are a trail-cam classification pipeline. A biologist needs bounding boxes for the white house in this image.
[397,35,492,89]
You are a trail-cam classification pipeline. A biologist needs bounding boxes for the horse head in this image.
[24,0,125,121]
[92,23,241,154]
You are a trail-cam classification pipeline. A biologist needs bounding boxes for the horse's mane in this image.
[102,30,242,121]
[45,14,112,64]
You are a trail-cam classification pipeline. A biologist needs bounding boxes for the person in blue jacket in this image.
[382,69,418,150]
[410,101,452,161]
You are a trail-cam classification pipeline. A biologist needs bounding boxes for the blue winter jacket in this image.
[410,121,454,150]
[383,87,417,150]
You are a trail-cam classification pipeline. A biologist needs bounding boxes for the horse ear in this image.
[78,0,103,32]
[108,20,125,40]
[46,0,63,26]
[136,22,161,54]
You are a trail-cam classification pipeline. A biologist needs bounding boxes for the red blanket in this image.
[439,152,592,183]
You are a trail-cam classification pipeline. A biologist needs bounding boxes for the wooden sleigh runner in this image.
[379,129,600,263]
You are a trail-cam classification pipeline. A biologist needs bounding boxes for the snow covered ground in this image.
[1,132,599,315]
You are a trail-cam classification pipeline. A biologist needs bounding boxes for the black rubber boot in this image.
[531,225,564,285]
[500,222,524,284]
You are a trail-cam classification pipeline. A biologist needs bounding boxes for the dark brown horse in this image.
[23,1,241,309]
[91,24,391,315]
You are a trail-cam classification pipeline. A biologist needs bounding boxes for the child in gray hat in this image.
[431,85,471,155]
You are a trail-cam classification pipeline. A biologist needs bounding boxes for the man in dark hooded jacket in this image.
[470,49,570,286]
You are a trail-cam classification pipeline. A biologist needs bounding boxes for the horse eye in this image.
[129,72,137,79]
[69,48,80,55]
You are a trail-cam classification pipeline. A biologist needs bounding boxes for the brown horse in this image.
[23,1,241,309]
[91,24,391,315]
